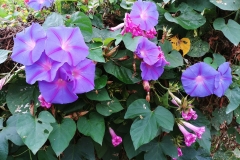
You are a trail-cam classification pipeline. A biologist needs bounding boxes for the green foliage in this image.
[48,118,76,156]
[16,111,55,154]
[77,112,105,145]
[164,3,206,30]
[0,50,11,64]
[1,0,240,159]
[6,83,40,114]
[125,99,174,149]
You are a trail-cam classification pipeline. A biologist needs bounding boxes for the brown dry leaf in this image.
[170,36,191,56]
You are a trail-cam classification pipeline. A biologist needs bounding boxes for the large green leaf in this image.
[49,118,76,156]
[160,135,178,158]
[165,50,183,68]
[94,75,108,90]
[62,137,95,160]
[211,107,233,130]
[122,33,141,52]
[213,18,240,46]
[96,98,124,116]
[123,134,140,159]
[38,147,57,160]
[164,3,206,30]
[91,27,120,44]
[104,61,141,84]
[0,49,11,64]
[125,99,174,149]
[182,0,214,12]
[16,111,55,154]
[0,114,24,160]
[225,87,240,114]
[187,37,209,57]
[42,13,64,30]
[87,42,104,62]
[6,83,40,114]
[77,112,105,145]
[65,12,93,42]
[197,128,211,154]
[86,88,111,101]
[210,0,240,11]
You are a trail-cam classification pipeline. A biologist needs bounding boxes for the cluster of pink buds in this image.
[109,127,122,147]
[170,92,198,121]
[110,13,157,39]
[178,121,205,147]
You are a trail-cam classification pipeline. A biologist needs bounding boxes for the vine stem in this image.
[12,149,29,157]
[234,9,240,21]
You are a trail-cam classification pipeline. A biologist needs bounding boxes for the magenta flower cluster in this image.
[11,23,96,105]
[110,0,158,39]
[27,0,55,11]
[181,62,232,97]
[110,0,169,81]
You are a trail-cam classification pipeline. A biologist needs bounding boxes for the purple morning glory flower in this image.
[45,26,89,66]
[181,62,218,97]
[140,61,164,80]
[178,124,197,147]
[11,23,46,65]
[214,62,232,97]
[25,52,63,84]
[62,59,96,94]
[109,127,122,147]
[135,37,159,65]
[27,0,54,11]
[130,0,159,31]
[38,69,78,104]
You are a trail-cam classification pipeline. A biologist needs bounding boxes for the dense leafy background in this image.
[0,0,240,159]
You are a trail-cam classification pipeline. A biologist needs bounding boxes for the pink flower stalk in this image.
[178,124,197,147]
[172,147,183,160]
[182,121,205,139]
[109,127,122,147]
[177,147,183,157]
[143,80,150,92]
[38,95,51,108]
[182,108,198,121]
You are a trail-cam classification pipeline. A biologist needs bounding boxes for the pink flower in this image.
[182,121,205,139]
[178,124,197,147]
[177,147,183,157]
[110,13,157,39]
[109,127,122,147]
[38,95,51,108]
[172,147,183,160]
[182,108,198,121]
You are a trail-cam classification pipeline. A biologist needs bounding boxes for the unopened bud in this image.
[143,80,150,92]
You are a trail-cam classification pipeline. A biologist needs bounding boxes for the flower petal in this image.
[181,62,218,97]
[140,62,164,80]
[214,62,232,97]
[11,23,46,65]
[38,70,78,104]
[45,26,89,66]
[25,52,63,84]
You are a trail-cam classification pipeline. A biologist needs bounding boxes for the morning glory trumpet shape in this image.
[25,52,63,84]
[38,69,78,104]
[181,62,218,97]
[11,23,46,66]
[130,0,159,30]
[62,59,96,94]
[214,62,232,97]
[45,26,89,66]
[140,61,164,80]
[27,0,54,11]
[135,37,159,65]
